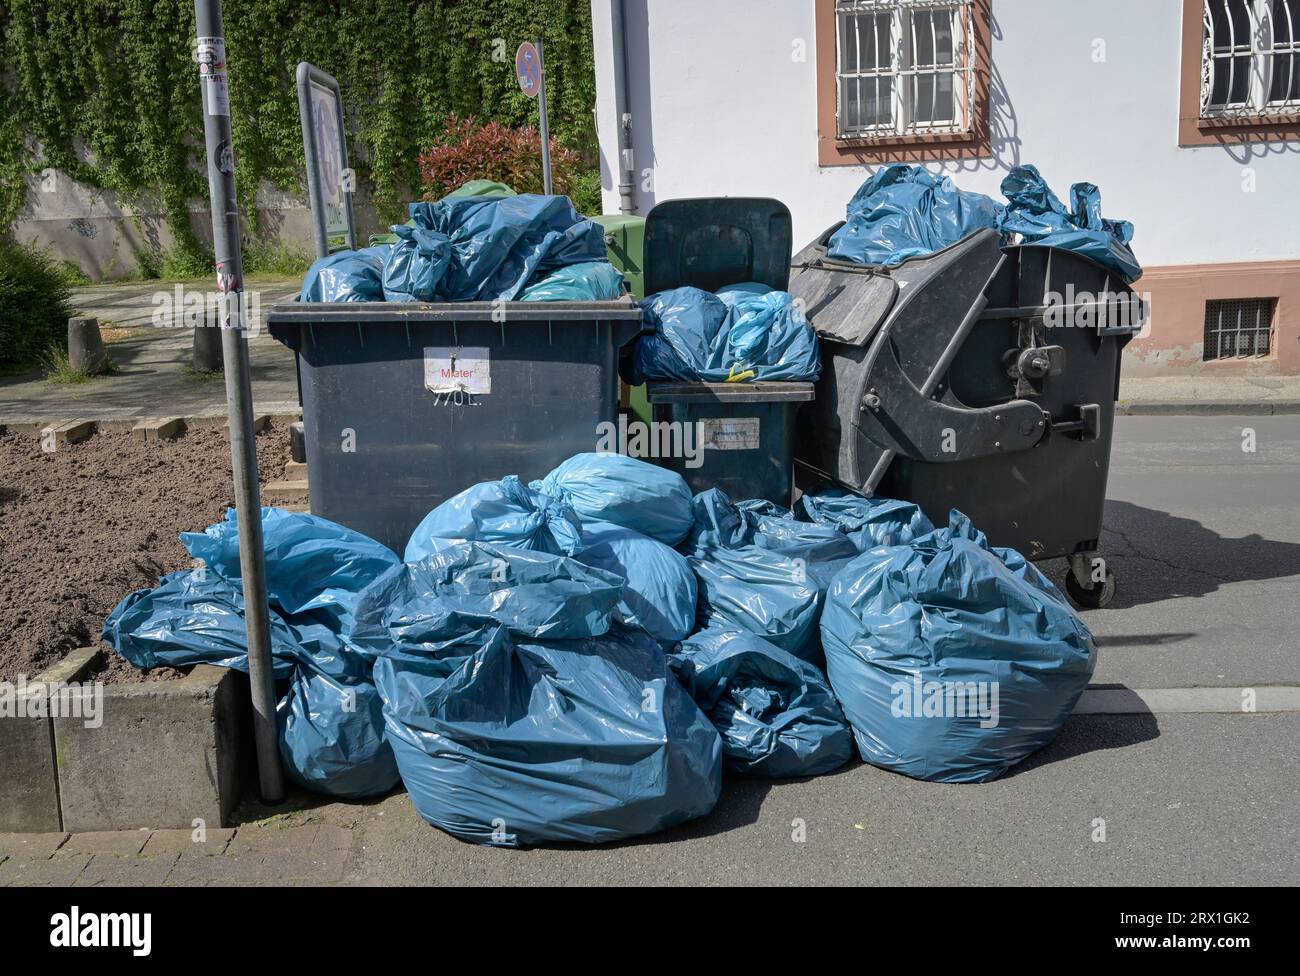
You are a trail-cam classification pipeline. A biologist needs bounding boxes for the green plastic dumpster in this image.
[593,213,650,424]
[266,298,644,553]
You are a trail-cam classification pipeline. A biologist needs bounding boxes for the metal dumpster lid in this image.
[644,197,792,295]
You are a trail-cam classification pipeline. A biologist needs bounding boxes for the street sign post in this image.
[516,39,553,195]
[296,62,356,259]
[195,0,284,804]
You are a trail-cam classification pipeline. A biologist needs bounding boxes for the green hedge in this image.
[0,1,599,257]
[0,242,74,370]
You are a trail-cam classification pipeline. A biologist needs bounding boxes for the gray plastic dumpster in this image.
[639,197,815,508]
[788,226,1144,608]
[267,298,644,553]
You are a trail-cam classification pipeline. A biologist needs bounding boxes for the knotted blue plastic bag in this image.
[277,661,399,799]
[347,542,623,695]
[404,475,583,563]
[573,521,697,644]
[795,486,935,551]
[181,508,400,634]
[827,164,1002,266]
[820,510,1097,783]
[400,195,607,302]
[628,283,821,385]
[687,490,859,564]
[998,164,1141,283]
[715,285,821,383]
[381,224,453,302]
[671,627,853,778]
[299,245,391,303]
[376,624,723,846]
[686,489,858,663]
[109,508,403,799]
[533,452,694,546]
[518,261,625,301]
[102,570,301,678]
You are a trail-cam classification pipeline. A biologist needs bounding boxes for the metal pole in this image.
[195,0,284,803]
[610,0,636,214]
[537,37,553,195]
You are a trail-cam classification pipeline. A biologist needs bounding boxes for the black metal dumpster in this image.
[267,299,643,553]
[788,225,1144,607]
[638,197,815,508]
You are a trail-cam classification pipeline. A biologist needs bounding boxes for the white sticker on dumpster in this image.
[700,417,760,450]
[424,347,491,395]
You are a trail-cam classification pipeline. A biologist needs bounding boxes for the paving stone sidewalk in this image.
[0,277,301,425]
[0,808,359,887]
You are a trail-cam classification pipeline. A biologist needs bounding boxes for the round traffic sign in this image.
[516,41,542,98]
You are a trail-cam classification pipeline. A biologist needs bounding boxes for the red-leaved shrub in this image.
[417,114,585,202]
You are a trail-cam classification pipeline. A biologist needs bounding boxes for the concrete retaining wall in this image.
[0,648,250,833]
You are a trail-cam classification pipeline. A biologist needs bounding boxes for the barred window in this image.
[1203,298,1277,360]
[1201,0,1300,117]
[835,0,977,138]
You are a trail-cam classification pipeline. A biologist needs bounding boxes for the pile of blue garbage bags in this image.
[627,283,821,385]
[104,453,1096,846]
[300,193,625,304]
[828,163,1142,283]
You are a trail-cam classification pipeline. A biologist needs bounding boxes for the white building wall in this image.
[591,0,1299,268]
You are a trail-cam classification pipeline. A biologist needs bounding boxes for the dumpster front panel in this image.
[651,400,794,508]
[278,310,639,553]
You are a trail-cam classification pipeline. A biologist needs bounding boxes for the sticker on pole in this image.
[196,37,230,117]
[425,347,491,395]
[700,417,760,450]
[516,42,542,98]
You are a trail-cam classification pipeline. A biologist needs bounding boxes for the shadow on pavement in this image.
[1008,707,1160,776]
[1097,499,1300,608]
[1095,631,1197,648]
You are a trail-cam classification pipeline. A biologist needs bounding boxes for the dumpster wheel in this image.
[1064,566,1116,609]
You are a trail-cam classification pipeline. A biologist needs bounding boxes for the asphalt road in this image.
[335,415,1300,886]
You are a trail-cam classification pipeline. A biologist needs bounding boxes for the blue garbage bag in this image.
[405,476,583,563]
[573,521,697,644]
[277,661,400,799]
[102,570,300,678]
[389,195,607,302]
[827,164,1002,266]
[381,223,453,302]
[686,488,857,664]
[181,508,400,634]
[299,245,391,303]
[375,624,723,846]
[998,165,1141,283]
[628,283,821,385]
[518,261,625,301]
[533,452,694,546]
[347,542,624,689]
[795,486,935,551]
[671,627,854,778]
[686,488,857,562]
[820,510,1098,783]
[690,546,823,662]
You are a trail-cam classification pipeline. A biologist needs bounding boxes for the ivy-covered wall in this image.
[0,0,598,262]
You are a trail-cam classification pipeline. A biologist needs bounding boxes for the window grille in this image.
[1203,297,1277,359]
[835,0,977,137]
[1201,0,1300,117]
